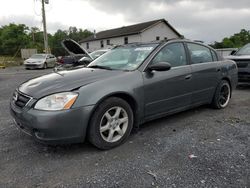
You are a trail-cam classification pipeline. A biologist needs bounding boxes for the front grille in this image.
[13,91,31,108]
[25,64,38,67]
[234,60,250,68]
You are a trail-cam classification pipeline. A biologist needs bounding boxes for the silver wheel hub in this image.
[100,106,129,143]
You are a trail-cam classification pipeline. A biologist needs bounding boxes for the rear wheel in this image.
[88,97,134,150]
[211,80,231,109]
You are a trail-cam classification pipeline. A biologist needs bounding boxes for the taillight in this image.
[58,58,64,64]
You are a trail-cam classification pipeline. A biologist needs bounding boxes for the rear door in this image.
[186,42,221,105]
[143,42,193,118]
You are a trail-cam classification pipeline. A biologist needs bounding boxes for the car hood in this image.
[224,55,250,60]
[61,39,92,59]
[19,68,123,99]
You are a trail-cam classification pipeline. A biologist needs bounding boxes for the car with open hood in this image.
[10,39,238,149]
[225,43,250,83]
[55,39,93,71]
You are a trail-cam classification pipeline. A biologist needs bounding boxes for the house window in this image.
[107,40,110,45]
[164,37,168,40]
[156,36,160,40]
[100,40,104,48]
[86,43,89,49]
[124,37,128,44]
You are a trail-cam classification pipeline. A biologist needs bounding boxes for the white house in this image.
[79,19,182,52]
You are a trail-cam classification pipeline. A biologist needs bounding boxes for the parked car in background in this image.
[90,49,110,60]
[55,39,93,71]
[225,43,250,83]
[24,54,56,69]
[10,39,237,149]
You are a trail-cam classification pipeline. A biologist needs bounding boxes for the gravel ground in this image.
[0,66,249,188]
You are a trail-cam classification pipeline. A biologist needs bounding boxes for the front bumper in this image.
[10,98,94,144]
[24,63,44,69]
[238,67,250,83]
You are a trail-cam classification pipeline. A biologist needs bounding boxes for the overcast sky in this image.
[0,0,250,43]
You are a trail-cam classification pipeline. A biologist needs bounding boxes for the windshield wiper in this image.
[88,65,113,70]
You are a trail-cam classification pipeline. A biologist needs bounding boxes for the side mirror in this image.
[148,62,171,72]
[230,50,236,55]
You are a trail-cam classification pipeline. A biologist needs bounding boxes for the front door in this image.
[143,42,192,118]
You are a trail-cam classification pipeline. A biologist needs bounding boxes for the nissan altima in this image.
[10,39,238,149]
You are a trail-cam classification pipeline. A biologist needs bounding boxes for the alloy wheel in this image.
[99,106,129,143]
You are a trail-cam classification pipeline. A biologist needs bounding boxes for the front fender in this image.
[72,70,144,117]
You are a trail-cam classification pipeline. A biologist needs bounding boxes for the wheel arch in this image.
[87,92,139,130]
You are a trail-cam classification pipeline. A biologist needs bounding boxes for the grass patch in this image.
[0,56,23,67]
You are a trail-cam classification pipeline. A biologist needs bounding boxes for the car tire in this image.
[88,97,134,150]
[43,62,47,69]
[211,80,231,109]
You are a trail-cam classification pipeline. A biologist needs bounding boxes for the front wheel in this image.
[43,62,47,69]
[211,80,231,109]
[88,97,134,150]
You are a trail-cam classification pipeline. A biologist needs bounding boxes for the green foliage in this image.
[0,23,30,56]
[0,23,93,57]
[211,29,250,49]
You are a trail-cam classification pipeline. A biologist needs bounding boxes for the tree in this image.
[68,26,92,42]
[0,23,30,55]
[0,23,92,56]
[211,29,250,48]
[50,29,68,56]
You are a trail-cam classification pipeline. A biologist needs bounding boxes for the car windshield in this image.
[236,43,250,55]
[30,54,47,59]
[87,43,159,70]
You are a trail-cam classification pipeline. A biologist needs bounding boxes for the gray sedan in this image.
[10,39,238,149]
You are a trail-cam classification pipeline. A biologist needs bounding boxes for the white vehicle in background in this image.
[90,49,110,60]
[24,54,57,69]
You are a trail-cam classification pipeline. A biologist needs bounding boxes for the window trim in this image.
[185,42,215,64]
[210,49,218,61]
[145,42,189,69]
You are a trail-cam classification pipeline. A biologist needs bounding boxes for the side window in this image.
[187,43,213,64]
[151,43,187,67]
[211,50,218,61]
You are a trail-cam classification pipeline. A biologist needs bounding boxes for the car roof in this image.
[114,38,199,47]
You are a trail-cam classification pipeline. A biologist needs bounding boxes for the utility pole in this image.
[41,0,49,53]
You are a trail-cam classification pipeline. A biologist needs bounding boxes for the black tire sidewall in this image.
[212,80,231,109]
[88,97,134,150]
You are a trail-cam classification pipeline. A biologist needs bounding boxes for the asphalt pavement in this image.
[0,66,249,188]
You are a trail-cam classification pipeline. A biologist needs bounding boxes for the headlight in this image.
[34,92,78,111]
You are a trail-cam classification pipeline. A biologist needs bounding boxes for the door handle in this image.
[216,68,221,72]
[185,74,192,80]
